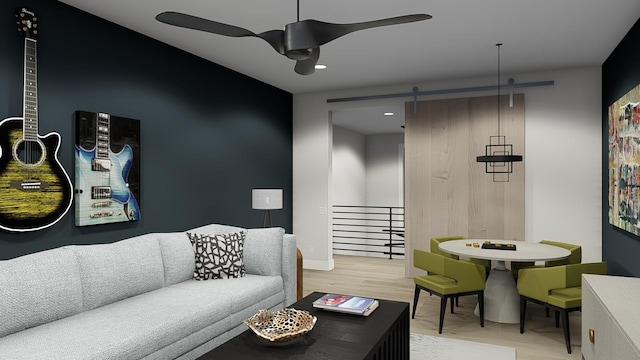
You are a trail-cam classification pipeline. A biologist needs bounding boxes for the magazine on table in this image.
[312,293,379,316]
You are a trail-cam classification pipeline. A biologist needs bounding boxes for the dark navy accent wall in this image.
[602,17,640,276]
[0,0,292,259]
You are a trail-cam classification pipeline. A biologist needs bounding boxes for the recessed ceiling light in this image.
[384,112,394,116]
[315,64,327,70]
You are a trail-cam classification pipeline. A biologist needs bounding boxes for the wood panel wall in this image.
[404,94,525,276]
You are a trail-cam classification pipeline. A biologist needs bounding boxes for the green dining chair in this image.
[430,236,464,259]
[539,240,581,267]
[430,236,490,307]
[510,240,582,277]
[412,249,486,334]
[517,261,607,354]
[431,236,490,270]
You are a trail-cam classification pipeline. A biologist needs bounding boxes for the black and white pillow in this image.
[186,231,247,280]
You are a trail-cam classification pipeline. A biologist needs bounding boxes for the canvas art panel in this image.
[74,110,141,226]
[608,84,640,235]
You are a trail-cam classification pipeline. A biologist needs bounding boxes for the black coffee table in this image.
[197,292,410,360]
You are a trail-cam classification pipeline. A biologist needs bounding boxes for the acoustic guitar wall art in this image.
[0,8,73,232]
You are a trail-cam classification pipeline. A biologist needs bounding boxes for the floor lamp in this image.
[252,189,283,228]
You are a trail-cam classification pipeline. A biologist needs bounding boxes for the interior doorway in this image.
[330,104,406,259]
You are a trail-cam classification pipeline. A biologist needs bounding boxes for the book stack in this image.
[312,293,379,316]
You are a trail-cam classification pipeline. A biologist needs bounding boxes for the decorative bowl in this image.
[243,308,317,343]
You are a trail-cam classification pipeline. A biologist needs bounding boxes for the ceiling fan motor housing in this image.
[284,22,318,60]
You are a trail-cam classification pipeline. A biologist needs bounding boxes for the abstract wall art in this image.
[608,83,640,235]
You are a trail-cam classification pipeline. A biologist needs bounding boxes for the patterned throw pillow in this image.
[186,231,247,280]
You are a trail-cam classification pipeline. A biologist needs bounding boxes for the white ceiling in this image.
[56,0,639,134]
[332,104,406,135]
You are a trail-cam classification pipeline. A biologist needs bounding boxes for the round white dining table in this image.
[438,239,571,324]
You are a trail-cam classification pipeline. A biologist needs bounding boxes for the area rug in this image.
[410,333,516,360]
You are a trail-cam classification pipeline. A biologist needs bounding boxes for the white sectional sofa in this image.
[0,223,297,360]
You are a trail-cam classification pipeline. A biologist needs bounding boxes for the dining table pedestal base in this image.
[438,240,570,325]
[474,261,520,324]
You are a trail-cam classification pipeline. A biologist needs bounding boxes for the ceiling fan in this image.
[156,1,431,75]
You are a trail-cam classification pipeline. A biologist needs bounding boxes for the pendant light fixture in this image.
[476,43,523,182]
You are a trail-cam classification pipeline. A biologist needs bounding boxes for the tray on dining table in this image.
[481,242,517,251]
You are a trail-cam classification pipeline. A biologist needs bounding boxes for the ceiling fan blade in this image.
[256,30,286,55]
[156,12,257,37]
[156,12,285,54]
[294,47,320,75]
[286,14,431,51]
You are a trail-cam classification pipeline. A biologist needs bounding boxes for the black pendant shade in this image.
[477,155,523,162]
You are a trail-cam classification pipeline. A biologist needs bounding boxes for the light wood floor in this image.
[303,255,582,360]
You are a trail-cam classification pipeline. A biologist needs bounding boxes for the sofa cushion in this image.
[170,274,285,314]
[0,248,82,338]
[187,223,245,236]
[187,231,247,280]
[0,286,234,360]
[244,227,285,276]
[157,232,196,286]
[138,276,286,360]
[71,233,165,310]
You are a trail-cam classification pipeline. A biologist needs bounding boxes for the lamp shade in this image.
[252,189,283,210]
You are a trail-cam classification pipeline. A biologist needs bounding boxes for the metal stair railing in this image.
[332,205,405,259]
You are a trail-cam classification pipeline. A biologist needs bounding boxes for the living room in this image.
[1,0,640,359]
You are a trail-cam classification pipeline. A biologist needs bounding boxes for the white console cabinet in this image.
[582,274,640,360]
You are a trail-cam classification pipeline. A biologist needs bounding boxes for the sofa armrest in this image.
[244,228,284,276]
[243,228,297,307]
[282,234,297,307]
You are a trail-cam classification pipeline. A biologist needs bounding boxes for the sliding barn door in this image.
[404,94,525,276]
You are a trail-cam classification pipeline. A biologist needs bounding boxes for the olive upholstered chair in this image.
[517,261,606,354]
[430,236,491,270]
[412,249,486,334]
[510,240,582,277]
[539,240,581,267]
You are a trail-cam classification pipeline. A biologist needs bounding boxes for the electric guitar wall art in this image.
[74,111,140,226]
[0,8,73,232]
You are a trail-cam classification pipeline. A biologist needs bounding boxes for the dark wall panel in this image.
[0,1,292,259]
[602,17,640,276]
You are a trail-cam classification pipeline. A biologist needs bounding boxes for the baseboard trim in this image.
[303,258,335,271]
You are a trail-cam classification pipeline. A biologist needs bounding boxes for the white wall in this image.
[332,130,404,207]
[292,95,334,270]
[293,66,602,271]
[332,126,366,205]
[332,125,367,257]
[366,134,404,208]
[524,68,602,262]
